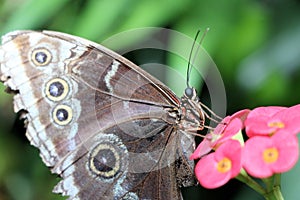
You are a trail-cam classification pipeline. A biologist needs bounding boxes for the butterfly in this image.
[0,30,205,199]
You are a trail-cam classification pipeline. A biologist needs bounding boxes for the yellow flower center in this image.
[268,121,285,129]
[263,147,279,164]
[217,157,232,173]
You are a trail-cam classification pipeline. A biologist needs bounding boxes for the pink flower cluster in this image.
[190,105,300,189]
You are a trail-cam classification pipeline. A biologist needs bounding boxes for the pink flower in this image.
[190,105,300,190]
[189,135,213,160]
[243,133,299,178]
[194,140,242,189]
[214,109,250,134]
[245,105,300,137]
[190,109,249,159]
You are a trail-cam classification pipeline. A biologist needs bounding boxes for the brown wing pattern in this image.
[0,31,195,200]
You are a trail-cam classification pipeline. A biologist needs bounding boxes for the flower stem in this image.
[236,171,284,200]
[263,176,274,191]
[263,185,284,200]
[236,169,266,195]
[273,174,281,187]
[261,174,283,199]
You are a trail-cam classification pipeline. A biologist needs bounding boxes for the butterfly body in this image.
[0,30,203,200]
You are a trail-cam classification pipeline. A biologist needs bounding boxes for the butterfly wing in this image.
[0,31,195,199]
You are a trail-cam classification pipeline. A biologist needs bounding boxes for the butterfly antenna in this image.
[186,30,201,88]
[186,28,210,88]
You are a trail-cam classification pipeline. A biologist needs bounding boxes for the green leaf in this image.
[0,0,70,34]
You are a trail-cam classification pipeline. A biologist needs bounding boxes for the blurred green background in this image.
[0,0,300,199]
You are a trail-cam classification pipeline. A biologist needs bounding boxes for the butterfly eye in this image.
[89,143,121,179]
[184,87,194,98]
[31,48,52,66]
[45,78,69,101]
[52,104,73,125]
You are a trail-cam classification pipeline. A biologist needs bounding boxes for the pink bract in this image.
[245,106,300,137]
[194,140,242,189]
[190,109,249,160]
[243,133,299,178]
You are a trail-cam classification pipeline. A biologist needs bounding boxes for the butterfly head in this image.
[178,87,205,132]
[184,87,198,101]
